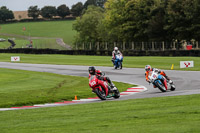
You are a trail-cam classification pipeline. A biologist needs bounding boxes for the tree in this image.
[84,0,97,9]
[129,0,155,41]
[57,4,70,19]
[71,2,84,17]
[103,0,163,42]
[191,0,200,40]
[40,6,57,19]
[96,0,107,8]
[72,0,200,43]
[166,0,195,41]
[102,0,127,41]
[73,5,105,42]
[0,6,14,22]
[28,6,40,20]
[146,1,168,41]
[84,0,107,9]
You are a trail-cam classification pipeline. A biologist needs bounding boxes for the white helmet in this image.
[114,47,118,51]
[145,65,151,72]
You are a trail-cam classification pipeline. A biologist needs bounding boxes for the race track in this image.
[0,62,199,101]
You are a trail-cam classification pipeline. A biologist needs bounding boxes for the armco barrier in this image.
[0,48,200,56]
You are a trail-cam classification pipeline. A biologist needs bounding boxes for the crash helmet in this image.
[88,66,96,75]
[114,47,118,52]
[145,65,151,72]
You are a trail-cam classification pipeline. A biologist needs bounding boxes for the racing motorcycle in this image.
[114,54,123,69]
[148,71,176,92]
[89,75,120,100]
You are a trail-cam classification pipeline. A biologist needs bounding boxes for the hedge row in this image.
[0,48,200,56]
[0,17,75,24]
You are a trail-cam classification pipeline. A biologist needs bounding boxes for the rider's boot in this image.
[111,59,114,65]
[107,86,113,98]
[169,80,173,84]
[165,76,173,84]
[108,86,113,93]
[106,77,116,90]
[110,82,117,90]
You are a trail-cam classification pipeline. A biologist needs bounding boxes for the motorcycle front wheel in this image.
[155,81,167,92]
[170,84,176,91]
[113,88,120,98]
[95,87,106,100]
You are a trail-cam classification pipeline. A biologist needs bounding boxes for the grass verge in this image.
[0,20,76,45]
[0,35,67,50]
[0,94,199,133]
[0,53,199,71]
[0,68,134,108]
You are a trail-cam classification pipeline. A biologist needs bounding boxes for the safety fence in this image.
[74,41,200,51]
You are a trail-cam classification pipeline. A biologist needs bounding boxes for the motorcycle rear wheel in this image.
[95,87,106,100]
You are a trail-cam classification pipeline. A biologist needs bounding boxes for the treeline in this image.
[0,0,106,22]
[73,0,200,43]
[0,6,14,22]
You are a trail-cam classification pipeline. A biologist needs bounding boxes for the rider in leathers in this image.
[145,65,172,89]
[112,47,123,65]
[88,66,115,91]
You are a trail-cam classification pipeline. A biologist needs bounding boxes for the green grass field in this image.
[0,54,199,132]
[0,94,199,133]
[0,35,66,49]
[0,68,133,108]
[0,53,199,71]
[0,20,76,46]
[0,36,29,49]
[0,21,199,132]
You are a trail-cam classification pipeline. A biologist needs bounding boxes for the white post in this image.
[196,41,199,49]
[172,42,176,50]
[90,42,92,50]
[152,42,154,51]
[123,42,125,50]
[105,42,108,50]
[114,42,116,47]
[142,42,144,50]
[97,42,99,50]
[132,42,134,50]
[83,43,85,50]
[162,41,165,51]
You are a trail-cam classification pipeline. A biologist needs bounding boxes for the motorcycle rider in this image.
[112,47,123,65]
[145,65,173,87]
[88,66,116,91]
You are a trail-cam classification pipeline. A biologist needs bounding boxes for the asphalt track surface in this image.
[0,62,199,101]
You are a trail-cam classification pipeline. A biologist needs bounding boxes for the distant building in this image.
[13,11,32,20]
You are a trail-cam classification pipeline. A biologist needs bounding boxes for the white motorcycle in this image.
[148,71,176,92]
